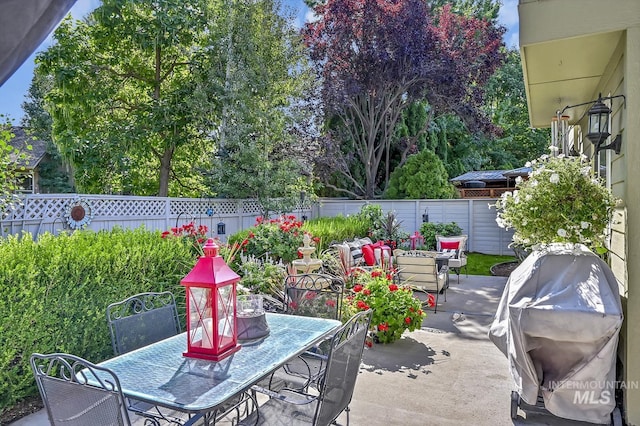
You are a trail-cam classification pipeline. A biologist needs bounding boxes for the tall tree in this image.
[0,119,28,212]
[203,0,316,215]
[21,72,75,193]
[483,49,549,166]
[37,0,218,196]
[304,1,504,198]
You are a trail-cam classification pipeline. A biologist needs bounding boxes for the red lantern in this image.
[181,239,241,361]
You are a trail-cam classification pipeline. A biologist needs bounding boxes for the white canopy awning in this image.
[0,0,76,86]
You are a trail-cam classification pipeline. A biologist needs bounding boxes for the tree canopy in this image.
[304,0,505,198]
[204,0,317,214]
[38,0,217,196]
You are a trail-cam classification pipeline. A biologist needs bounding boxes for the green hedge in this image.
[0,227,195,412]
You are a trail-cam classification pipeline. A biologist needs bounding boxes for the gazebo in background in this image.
[450,167,530,199]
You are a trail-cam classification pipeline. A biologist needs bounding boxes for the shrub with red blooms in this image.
[240,215,314,264]
[161,222,208,256]
[345,268,426,344]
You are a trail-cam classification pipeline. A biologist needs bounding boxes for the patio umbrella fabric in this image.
[0,0,76,86]
[489,243,623,424]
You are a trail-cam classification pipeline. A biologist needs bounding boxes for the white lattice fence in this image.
[0,195,283,240]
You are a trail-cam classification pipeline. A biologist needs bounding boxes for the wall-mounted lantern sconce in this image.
[557,93,626,156]
[422,208,429,223]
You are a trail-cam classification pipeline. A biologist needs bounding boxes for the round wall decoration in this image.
[64,198,94,229]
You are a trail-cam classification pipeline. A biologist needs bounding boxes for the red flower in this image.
[386,273,393,281]
[362,288,371,296]
[378,323,389,332]
[418,309,423,315]
[255,217,263,225]
[289,301,298,310]
[305,292,316,300]
[356,300,370,310]
[161,231,170,238]
[388,284,398,292]
[365,340,373,348]
[371,270,382,278]
[427,294,436,307]
[312,237,321,244]
[353,284,364,293]
[325,299,336,307]
[409,307,415,312]
[247,231,255,238]
[404,317,412,324]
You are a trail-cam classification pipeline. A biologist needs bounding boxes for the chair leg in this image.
[434,289,438,314]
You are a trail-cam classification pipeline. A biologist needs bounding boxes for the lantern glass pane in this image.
[217,285,235,346]
[188,287,214,348]
[589,112,608,135]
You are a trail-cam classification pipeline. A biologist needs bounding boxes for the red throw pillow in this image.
[440,241,460,250]
[361,244,376,266]
[371,241,382,249]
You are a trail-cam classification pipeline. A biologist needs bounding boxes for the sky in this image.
[0,0,520,125]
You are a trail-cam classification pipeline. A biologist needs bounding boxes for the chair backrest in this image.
[436,235,468,256]
[284,273,344,320]
[30,352,131,426]
[393,251,444,292]
[107,291,181,355]
[313,309,373,426]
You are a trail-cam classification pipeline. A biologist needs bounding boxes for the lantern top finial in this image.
[203,238,218,257]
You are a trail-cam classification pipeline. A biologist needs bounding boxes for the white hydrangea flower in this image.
[549,145,559,153]
[581,221,590,229]
[525,161,531,168]
[549,173,560,184]
[557,228,567,237]
[515,176,522,184]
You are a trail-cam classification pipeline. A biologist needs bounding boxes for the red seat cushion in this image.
[361,244,376,266]
[440,241,460,250]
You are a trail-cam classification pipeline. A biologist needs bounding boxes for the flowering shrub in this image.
[237,255,287,297]
[493,154,618,254]
[345,269,427,344]
[240,215,312,264]
[161,222,208,255]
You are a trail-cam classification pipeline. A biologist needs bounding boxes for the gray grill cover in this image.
[489,244,623,424]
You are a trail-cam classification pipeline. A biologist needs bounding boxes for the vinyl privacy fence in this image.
[1,194,515,255]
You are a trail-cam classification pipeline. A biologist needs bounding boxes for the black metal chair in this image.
[243,309,373,426]
[107,291,181,356]
[107,291,184,425]
[259,273,346,392]
[30,352,132,426]
[284,273,344,320]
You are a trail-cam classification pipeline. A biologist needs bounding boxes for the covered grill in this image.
[489,244,623,424]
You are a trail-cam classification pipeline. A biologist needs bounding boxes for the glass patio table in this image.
[89,313,341,425]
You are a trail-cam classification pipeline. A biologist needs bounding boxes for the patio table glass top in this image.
[90,313,341,414]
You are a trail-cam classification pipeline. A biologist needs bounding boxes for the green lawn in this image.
[466,252,518,276]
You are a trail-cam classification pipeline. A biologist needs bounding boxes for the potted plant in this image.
[344,268,428,344]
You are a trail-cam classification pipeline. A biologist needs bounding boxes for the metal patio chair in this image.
[30,352,132,426]
[107,291,184,425]
[242,309,373,426]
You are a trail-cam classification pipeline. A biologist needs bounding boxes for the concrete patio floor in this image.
[11,275,611,426]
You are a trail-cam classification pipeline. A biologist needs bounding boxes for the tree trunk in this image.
[158,148,173,197]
